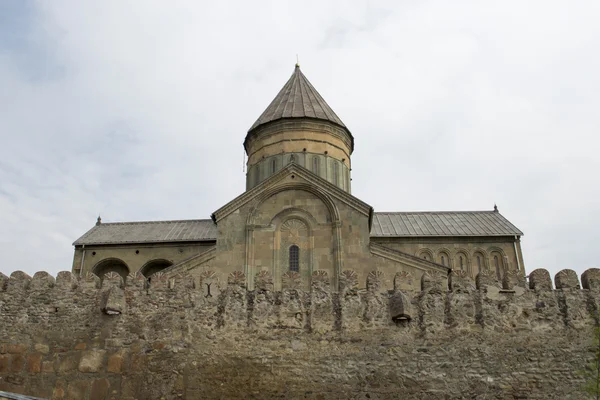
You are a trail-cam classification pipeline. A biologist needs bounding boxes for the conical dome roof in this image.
[248,65,349,133]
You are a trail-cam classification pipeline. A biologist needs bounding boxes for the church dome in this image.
[244,65,354,192]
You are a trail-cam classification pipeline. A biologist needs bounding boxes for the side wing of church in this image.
[71,65,525,291]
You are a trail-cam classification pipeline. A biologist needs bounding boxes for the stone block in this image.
[10,354,24,372]
[107,352,125,373]
[555,269,580,289]
[91,378,110,400]
[79,350,106,373]
[56,271,78,289]
[26,353,42,373]
[0,355,9,373]
[130,353,146,373]
[53,380,66,400]
[102,284,126,315]
[31,271,55,289]
[34,343,49,354]
[66,380,89,400]
[42,360,54,373]
[529,268,552,291]
[74,343,87,350]
[58,353,80,374]
[6,344,27,354]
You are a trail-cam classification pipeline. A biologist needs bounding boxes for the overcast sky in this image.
[1,1,599,283]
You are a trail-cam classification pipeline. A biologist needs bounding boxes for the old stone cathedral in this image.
[71,65,525,291]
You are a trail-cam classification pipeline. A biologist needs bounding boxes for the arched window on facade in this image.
[494,256,501,281]
[441,255,446,266]
[254,165,260,186]
[333,162,339,185]
[271,158,277,174]
[459,256,464,271]
[312,156,319,174]
[289,245,299,272]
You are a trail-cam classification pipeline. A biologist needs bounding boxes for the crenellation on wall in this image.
[2,266,600,398]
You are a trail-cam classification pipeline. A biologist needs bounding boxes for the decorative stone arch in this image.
[92,258,130,282]
[436,248,452,268]
[245,182,341,290]
[471,248,488,278]
[416,248,434,262]
[270,209,316,290]
[140,259,174,278]
[488,247,507,282]
[454,249,470,275]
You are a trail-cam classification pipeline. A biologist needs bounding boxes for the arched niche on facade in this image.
[245,183,341,290]
[93,258,130,282]
[471,249,487,278]
[140,259,173,278]
[454,250,470,275]
[417,248,434,262]
[271,210,316,291]
[488,248,506,282]
[437,249,451,268]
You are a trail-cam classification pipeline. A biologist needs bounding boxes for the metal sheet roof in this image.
[248,65,347,132]
[73,219,217,246]
[370,211,523,237]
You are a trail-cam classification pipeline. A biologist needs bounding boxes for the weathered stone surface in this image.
[78,350,106,373]
[2,267,600,399]
[101,285,125,315]
[529,268,553,291]
[555,269,580,289]
[582,268,600,290]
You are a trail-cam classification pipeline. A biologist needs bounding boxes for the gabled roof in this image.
[73,219,217,246]
[248,65,349,133]
[211,161,373,225]
[370,211,523,237]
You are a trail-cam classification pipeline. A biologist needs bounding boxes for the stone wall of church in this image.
[72,242,215,280]
[371,236,524,279]
[1,267,599,399]
[213,184,379,291]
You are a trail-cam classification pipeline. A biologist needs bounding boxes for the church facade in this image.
[71,65,525,291]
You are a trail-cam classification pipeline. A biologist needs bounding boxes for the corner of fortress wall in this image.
[1,266,600,399]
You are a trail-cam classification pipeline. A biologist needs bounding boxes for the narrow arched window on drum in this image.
[289,245,299,272]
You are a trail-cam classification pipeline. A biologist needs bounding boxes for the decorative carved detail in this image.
[421,271,444,293]
[126,271,146,288]
[282,271,301,290]
[255,270,273,291]
[529,269,552,291]
[339,270,358,292]
[450,269,474,292]
[582,268,600,291]
[228,271,246,287]
[150,272,169,289]
[102,272,124,288]
[82,272,101,289]
[555,269,580,290]
[394,271,414,291]
[280,218,307,241]
[367,270,384,292]
[311,270,329,284]
[502,269,525,290]
[200,270,217,281]
[476,269,500,290]
[171,272,195,289]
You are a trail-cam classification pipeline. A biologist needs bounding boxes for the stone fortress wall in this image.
[1,266,599,399]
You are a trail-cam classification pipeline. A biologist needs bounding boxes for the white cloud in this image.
[0,0,599,282]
